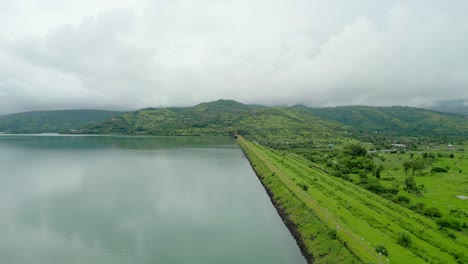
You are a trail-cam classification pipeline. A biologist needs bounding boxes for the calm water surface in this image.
[0,135,305,264]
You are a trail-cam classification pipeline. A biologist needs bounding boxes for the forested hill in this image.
[75,99,353,148]
[294,105,468,140]
[3,100,466,145]
[0,110,124,134]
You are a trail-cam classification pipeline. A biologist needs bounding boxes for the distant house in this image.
[391,143,407,149]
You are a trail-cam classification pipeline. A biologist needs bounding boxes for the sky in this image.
[0,0,467,114]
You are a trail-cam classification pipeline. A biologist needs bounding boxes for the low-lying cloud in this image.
[0,0,467,114]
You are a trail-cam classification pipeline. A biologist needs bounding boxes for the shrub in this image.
[397,231,412,247]
[431,167,448,173]
[410,202,425,213]
[447,231,457,239]
[395,195,411,204]
[365,182,387,194]
[340,174,351,181]
[436,218,462,231]
[332,171,342,177]
[405,176,418,192]
[299,183,309,191]
[328,230,337,239]
[375,244,389,256]
[382,176,396,181]
[424,207,442,218]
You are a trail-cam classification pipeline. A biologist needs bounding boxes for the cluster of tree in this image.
[402,160,426,175]
[324,143,403,198]
[402,151,444,175]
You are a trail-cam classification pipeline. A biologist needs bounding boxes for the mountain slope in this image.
[76,100,353,148]
[295,105,468,140]
[0,110,124,134]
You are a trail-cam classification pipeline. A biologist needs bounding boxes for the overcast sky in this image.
[0,0,467,114]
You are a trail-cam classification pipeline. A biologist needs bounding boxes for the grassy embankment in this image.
[239,138,360,264]
[239,138,468,264]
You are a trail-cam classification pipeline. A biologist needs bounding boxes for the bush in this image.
[436,218,462,231]
[365,182,387,194]
[395,195,411,204]
[375,244,389,256]
[447,231,457,239]
[387,187,399,194]
[332,171,342,177]
[340,174,351,181]
[382,176,396,181]
[299,183,309,191]
[410,202,425,213]
[328,230,337,239]
[424,207,442,218]
[431,167,448,173]
[397,231,412,247]
[449,153,455,158]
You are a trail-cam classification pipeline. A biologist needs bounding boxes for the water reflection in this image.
[0,135,236,150]
[0,136,305,264]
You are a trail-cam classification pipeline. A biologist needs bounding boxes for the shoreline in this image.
[239,143,314,264]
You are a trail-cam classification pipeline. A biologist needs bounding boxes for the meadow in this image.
[372,146,468,236]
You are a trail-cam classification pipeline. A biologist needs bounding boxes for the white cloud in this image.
[0,0,467,113]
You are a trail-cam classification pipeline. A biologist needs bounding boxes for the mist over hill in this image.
[426,99,468,115]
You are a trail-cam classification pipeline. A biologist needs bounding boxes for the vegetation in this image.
[295,105,468,145]
[239,139,360,263]
[74,100,353,148]
[0,110,123,134]
[374,244,388,257]
[2,99,467,262]
[239,139,468,263]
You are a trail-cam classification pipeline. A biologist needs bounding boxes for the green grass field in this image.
[239,138,468,264]
[372,148,468,236]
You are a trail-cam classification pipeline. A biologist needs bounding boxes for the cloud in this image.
[0,0,467,113]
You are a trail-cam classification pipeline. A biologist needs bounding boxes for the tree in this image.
[344,143,367,157]
[374,164,384,179]
[403,161,412,175]
[405,176,418,192]
[411,159,425,175]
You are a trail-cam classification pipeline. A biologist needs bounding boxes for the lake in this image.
[0,135,305,264]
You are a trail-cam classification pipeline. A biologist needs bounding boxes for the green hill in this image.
[295,105,468,141]
[75,100,352,148]
[0,110,124,134]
